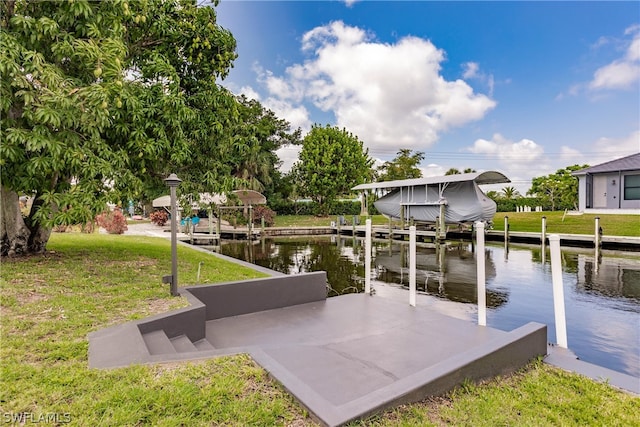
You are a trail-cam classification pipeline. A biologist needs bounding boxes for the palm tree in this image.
[445,168,460,175]
[445,167,476,175]
[501,186,520,199]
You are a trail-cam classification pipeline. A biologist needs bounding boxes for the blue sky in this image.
[214,1,640,192]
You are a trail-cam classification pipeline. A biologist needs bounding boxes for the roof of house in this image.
[352,170,510,191]
[572,152,640,176]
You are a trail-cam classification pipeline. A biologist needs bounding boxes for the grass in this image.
[274,212,640,237]
[274,214,389,227]
[356,359,640,426]
[1,233,306,426]
[1,232,637,426]
[492,211,640,237]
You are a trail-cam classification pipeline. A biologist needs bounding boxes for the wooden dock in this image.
[334,225,640,249]
[483,230,640,250]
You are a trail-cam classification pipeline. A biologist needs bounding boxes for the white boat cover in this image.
[374,181,496,223]
[353,171,509,224]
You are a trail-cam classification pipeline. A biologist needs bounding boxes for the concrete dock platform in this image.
[89,273,547,426]
[204,294,546,426]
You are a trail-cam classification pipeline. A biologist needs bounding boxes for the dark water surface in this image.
[218,236,640,377]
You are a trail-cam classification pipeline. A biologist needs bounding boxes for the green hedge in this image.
[495,197,549,212]
[269,200,363,216]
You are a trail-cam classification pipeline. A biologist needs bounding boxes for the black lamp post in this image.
[164,173,181,296]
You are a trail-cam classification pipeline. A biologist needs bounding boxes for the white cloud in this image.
[589,25,640,91]
[559,146,583,160]
[469,133,544,164]
[239,85,261,101]
[590,62,640,90]
[262,98,312,133]
[467,134,549,188]
[421,163,447,177]
[256,21,496,154]
[462,62,479,79]
[589,130,640,165]
[461,62,495,96]
[459,130,638,195]
[275,144,302,173]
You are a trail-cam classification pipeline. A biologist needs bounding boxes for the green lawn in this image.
[492,211,640,237]
[274,212,640,237]
[274,214,389,227]
[1,234,305,426]
[1,233,637,426]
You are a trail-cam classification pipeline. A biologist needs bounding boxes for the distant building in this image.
[572,153,640,213]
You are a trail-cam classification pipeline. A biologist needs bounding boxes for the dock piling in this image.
[365,219,372,294]
[504,215,509,243]
[409,225,416,307]
[438,203,446,241]
[549,234,568,348]
[475,221,486,326]
[216,207,221,237]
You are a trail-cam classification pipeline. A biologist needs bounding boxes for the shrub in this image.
[268,200,362,216]
[96,208,128,234]
[150,210,168,226]
[52,224,70,233]
[81,221,96,233]
[252,205,276,226]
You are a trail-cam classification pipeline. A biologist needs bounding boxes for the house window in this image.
[624,174,640,200]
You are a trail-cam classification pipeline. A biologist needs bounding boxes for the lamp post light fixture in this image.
[164,173,182,296]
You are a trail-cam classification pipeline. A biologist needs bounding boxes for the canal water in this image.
[217,236,640,377]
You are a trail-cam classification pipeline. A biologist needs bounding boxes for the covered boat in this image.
[352,171,510,224]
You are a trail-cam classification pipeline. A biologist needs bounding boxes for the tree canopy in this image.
[445,167,476,175]
[377,149,424,181]
[527,165,588,211]
[501,186,520,199]
[296,125,373,216]
[0,0,252,255]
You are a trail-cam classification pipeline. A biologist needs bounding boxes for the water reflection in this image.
[221,237,365,295]
[576,254,640,301]
[373,242,509,307]
[217,236,640,377]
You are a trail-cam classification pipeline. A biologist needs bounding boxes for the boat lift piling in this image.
[409,225,417,307]
[549,234,568,348]
[504,215,509,243]
[365,219,372,295]
[475,221,487,326]
[438,202,446,241]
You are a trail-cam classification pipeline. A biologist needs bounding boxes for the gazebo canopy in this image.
[232,189,266,205]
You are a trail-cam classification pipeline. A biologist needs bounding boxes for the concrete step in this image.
[193,338,215,351]
[170,335,198,353]
[142,330,176,355]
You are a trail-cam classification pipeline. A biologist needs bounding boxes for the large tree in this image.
[228,95,301,192]
[296,125,373,216]
[527,165,589,211]
[377,149,424,181]
[1,0,237,256]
